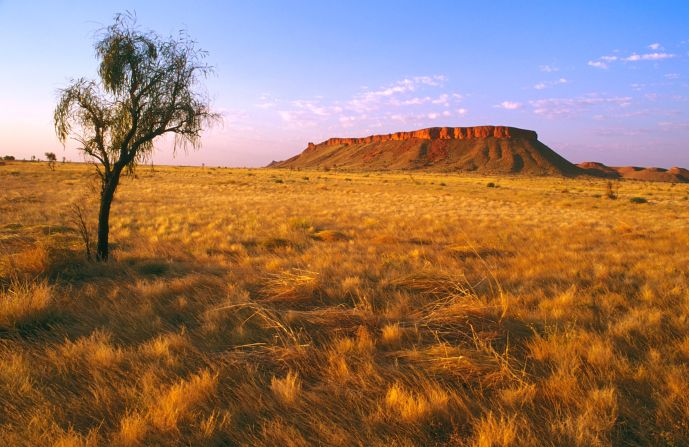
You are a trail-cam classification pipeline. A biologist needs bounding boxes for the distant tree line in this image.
[1,154,68,163]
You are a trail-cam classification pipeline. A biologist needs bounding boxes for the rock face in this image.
[313,126,537,147]
[275,126,579,175]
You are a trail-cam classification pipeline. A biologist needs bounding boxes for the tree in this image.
[54,13,218,261]
[45,152,57,170]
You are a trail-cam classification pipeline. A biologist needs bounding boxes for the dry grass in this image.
[271,371,301,404]
[0,278,53,331]
[1,161,688,445]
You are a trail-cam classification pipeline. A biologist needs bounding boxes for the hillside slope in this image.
[272,126,580,175]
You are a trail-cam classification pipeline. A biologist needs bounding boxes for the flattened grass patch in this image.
[312,230,349,242]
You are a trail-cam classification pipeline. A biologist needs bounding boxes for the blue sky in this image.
[1,1,688,167]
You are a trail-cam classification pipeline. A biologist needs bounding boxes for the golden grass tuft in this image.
[380,322,403,347]
[471,412,522,447]
[149,369,218,431]
[384,383,431,422]
[54,330,124,371]
[7,244,50,277]
[0,278,53,330]
[270,371,301,405]
[115,412,148,446]
[575,387,618,445]
[262,269,319,303]
[384,382,448,423]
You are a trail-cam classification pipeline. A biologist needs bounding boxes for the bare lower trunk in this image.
[96,169,122,261]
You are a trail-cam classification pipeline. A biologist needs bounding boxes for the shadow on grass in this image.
[44,250,204,284]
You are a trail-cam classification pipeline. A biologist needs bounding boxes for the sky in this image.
[0,1,688,167]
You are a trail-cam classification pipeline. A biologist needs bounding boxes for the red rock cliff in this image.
[306,126,537,150]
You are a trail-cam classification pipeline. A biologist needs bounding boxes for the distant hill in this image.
[577,162,689,183]
[269,125,688,182]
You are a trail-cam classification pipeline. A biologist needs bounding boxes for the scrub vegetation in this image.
[1,161,688,446]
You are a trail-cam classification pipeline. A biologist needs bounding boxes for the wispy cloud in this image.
[291,99,342,116]
[255,94,279,109]
[338,115,361,128]
[272,75,464,132]
[588,55,620,69]
[588,60,610,69]
[210,109,253,133]
[388,109,457,125]
[277,110,317,128]
[534,78,568,90]
[431,94,450,106]
[624,52,675,61]
[539,65,559,73]
[388,93,451,107]
[592,107,681,121]
[588,47,677,68]
[348,75,447,113]
[657,121,689,131]
[594,127,647,137]
[530,95,632,117]
[495,101,523,110]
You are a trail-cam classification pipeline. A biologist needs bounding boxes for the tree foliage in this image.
[54,13,218,260]
[45,152,57,170]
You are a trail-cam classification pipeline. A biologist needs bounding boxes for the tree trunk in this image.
[96,168,122,261]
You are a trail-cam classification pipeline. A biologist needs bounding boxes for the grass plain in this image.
[1,161,688,446]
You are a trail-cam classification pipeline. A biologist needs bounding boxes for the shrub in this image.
[486,182,496,188]
[289,217,313,230]
[630,197,648,204]
[605,181,618,200]
[45,152,57,170]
